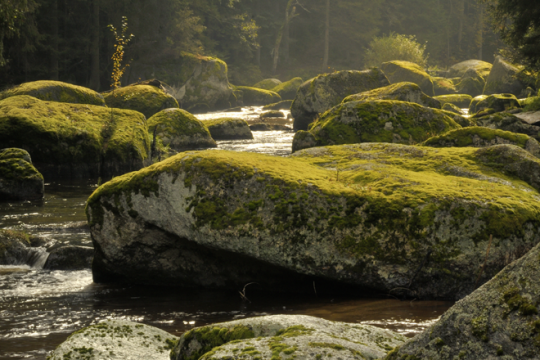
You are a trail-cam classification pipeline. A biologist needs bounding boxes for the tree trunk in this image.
[322,0,330,70]
[478,3,483,60]
[283,19,290,64]
[50,0,59,80]
[457,0,464,52]
[89,0,100,91]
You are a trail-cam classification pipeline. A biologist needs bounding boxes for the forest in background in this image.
[0,0,504,91]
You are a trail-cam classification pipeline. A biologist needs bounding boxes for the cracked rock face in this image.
[171,315,406,360]
[87,143,540,299]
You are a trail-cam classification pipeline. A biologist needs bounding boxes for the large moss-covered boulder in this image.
[381,60,434,96]
[271,77,304,100]
[291,69,390,130]
[484,56,526,96]
[292,100,460,152]
[456,68,487,97]
[253,78,282,90]
[47,320,178,360]
[0,148,44,200]
[148,109,216,153]
[343,82,441,109]
[103,84,179,119]
[433,94,473,108]
[235,86,282,106]
[475,93,521,113]
[385,238,540,360]
[159,52,235,112]
[0,96,150,180]
[448,59,492,78]
[171,315,406,360]
[0,80,106,106]
[469,95,488,115]
[433,77,457,95]
[86,143,540,299]
[422,127,540,157]
[475,112,540,141]
[204,118,253,140]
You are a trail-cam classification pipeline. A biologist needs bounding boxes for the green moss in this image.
[103,85,179,119]
[271,77,303,100]
[204,118,253,140]
[469,95,489,115]
[471,316,489,342]
[433,77,457,95]
[422,127,530,149]
[502,288,538,316]
[0,80,106,106]
[381,61,434,96]
[0,148,31,162]
[309,342,345,350]
[433,94,473,108]
[262,100,294,111]
[476,94,521,114]
[253,78,282,90]
[442,103,463,115]
[261,110,284,118]
[0,95,150,167]
[522,96,540,112]
[180,325,255,360]
[0,158,43,181]
[235,86,282,106]
[343,82,440,109]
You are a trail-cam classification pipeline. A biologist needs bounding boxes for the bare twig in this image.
[238,282,259,303]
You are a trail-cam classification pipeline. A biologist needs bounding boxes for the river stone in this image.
[469,95,488,115]
[484,56,525,97]
[103,84,179,119]
[271,77,303,100]
[253,78,282,90]
[342,82,441,109]
[43,245,94,270]
[380,61,434,96]
[204,118,253,140]
[385,238,540,360]
[0,80,106,106]
[46,319,178,360]
[475,93,521,114]
[475,113,540,141]
[0,95,150,180]
[148,108,217,153]
[170,315,406,360]
[86,143,540,299]
[448,59,492,78]
[291,100,461,152]
[0,148,44,201]
[291,69,390,131]
[0,229,31,265]
[235,86,281,106]
[422,127,540,158]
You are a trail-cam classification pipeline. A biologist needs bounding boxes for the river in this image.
[0,107,453,359]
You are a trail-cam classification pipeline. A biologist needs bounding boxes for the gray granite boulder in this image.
[44,245,94,270]
[171,315,406,360]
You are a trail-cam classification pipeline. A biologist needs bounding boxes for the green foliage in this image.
[108,16,134,90]
[0,0,37,66]
[364,33,428,68]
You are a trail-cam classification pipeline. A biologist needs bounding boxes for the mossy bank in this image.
[87,143,540,299]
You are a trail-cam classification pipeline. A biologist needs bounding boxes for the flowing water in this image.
[0,107,454,359]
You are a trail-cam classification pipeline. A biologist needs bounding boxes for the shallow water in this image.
[0,107,454,359]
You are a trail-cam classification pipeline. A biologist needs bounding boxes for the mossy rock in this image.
[253,78,282,90]
[291,69,390,131]
[385,235,540,359]
[43,245,93,270]
[87,143,540,299]
[521,96,540,112]
[0,229,31,265]
[456,68,486,97]
[433,94,473,108]
[0,156,44,201]
[271,77,303,100]
[442,103,463,115]
[0,96,149,180]
[292,100,461,152]
[204,118,253,140]
[148,109,216,153]
[0,80,106,106]
[343,82,441,109]
[475,112,540,141]
[47,320,178,360]
[469,95,488,115]
[0,147,32,163]
[235,86,281,106]
[484,56,526,97]
[260,110,285,118]
[422,127,540,157]
[103,85,179,119]
[380,60,434,96]
[171,315,405,360]
[433,77,457,96]
[249,123,291,131]
[476,94,520,113]
[262,100,293,111]
[440,110,475,128]
[291,131,317,153]
[448,59,493,78]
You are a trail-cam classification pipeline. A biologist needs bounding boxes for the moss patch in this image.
[271,77,303,100]
[103,85,179,119]
[235,86,282,106]
[422,127,530,149]
[381,61,434,96]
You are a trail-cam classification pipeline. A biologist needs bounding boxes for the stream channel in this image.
[0,107,454,359]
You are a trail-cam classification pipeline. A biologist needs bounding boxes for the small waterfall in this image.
[24,247,50,269]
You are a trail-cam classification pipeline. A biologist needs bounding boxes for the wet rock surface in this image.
[43,245,93,270]
[0,148,44,201]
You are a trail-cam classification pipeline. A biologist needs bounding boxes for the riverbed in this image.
[0,107,454,359]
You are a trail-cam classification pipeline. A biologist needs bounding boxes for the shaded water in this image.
[0,107,454,359]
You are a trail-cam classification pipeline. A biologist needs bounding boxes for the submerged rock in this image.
[103,84,179,119]
[86,144,540,299]
[43,245,94,270]
[0,148,44,200]
[204,118,253,140]
[148,109,216,153]
[343,82,441,109]
[291,100,461,152]
[422,127,540,157]
[235,86,281,106]
[271,77,303,100]
[0,96,150,180]
[291,69,390,130]
[380,61,434,96]
[0,80,106,106]
[47,319,178,360]
[385,237,540,360]
[171,315,406,360]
